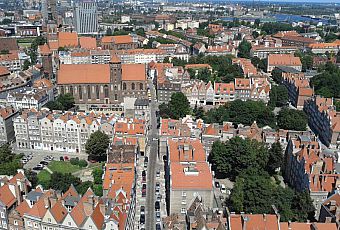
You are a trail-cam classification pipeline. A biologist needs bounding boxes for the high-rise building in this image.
[74,0,98,34]
[41,0,57,22]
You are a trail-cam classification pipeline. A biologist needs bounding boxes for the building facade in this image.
[74,0,98,34]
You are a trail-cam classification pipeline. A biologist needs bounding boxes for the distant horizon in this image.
[173,0,340,3]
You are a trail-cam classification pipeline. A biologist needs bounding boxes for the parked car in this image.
[156,182,160,190]
[215,181,220,188]
[59,156,64,161]
[156,211,161,222]
[140,206,145,215]
[33,165,44,170]
[140,214,145,225]
[40,161,49,165]
[144,157,148,168]
[64,156,69,161]
[156,194,162,202]
[155,187,160,195]
[155,201,160,211]
[156,170,160,178]
[21,159,28,164]
[156,223,161,230]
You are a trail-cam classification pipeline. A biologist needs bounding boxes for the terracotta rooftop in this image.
[57,64,111,84]
[168,138,206,163]
[102,35,133,44]
[170,162,213,190]
[58,32,79,48]
[0,66,9,76]
[121,64,146,81]
[268,54,302,67]
[79,37,97,49]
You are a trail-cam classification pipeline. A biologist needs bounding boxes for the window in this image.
[0,212,4,218]
[69,86,73,96]
[14,220,18,226]
[131,83,135,90]
[114,94,118,100]
[140,83,143,90]
[48,218,51,223]
[96,86,100,99]
[78,86,82,100]
[60,86,64,95]
[104,85,109,98]
[123,83,126,90]
[87,85,91,99]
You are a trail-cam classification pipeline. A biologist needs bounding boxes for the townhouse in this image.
[304,96,340,148]
[205,45,237,57]
[22,185,105,230]
[102,163,136,230]
[0,51,22,73]
[280,66,313,109]
[267,54,302,73]
[0,170,31,230]
[165,138,214,215]
[0,106,18,144]
[283,135,340,217]
[227,211,337,230]
[182,77,270,107]
[14,109,117,153]
[250,45,298,59]
[319,192,340,225]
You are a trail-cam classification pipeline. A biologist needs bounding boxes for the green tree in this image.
[229,169,315,222]
[271,68,283,83]
[238,40,252,59]
[167,92,191,119]
[46,93,75,111]
[22,59,31,71]
[159,103,171,119]
[0,144,14,162]
[24,169,38,188]
[92,167,104,184]
[0,49,9,54]
[209,137,270,180]
[277,108,307,131]
[268,85,288,108]
[85,131,110,161]
[193,106,205,119]
[48,172,81,192]
[76,181,94,195]
[311,62,340,98]
[266,141,283,175]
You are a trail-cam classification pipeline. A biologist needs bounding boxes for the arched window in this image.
[131,83,135,90]
[123,83,127,90]
[87,85,91,99]
[79,86,82,100]
[104,85,109,98]
[114,85,117,90]
[69,86,73,96]
[140,83,143,90]
[114,94,118,100]
[96,86,100,99]
[60,86,64,95]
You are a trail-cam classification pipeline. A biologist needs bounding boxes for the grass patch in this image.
[48,161,82,174]
[37,169,51,187]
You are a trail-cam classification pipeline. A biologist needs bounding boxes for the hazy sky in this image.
[232,0,340,2]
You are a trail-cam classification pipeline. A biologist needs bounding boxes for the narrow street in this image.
[145,79,159,230]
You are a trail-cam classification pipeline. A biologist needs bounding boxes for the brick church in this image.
[57,56,147,112]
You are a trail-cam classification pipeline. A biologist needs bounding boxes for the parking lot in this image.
[14,148,87,171]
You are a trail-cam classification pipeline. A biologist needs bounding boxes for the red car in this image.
[64,156,69,161]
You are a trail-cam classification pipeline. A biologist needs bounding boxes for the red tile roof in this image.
[79,37,97,49]
[58,64,111,84]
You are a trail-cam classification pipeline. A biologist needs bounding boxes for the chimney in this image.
[242,215,249,230]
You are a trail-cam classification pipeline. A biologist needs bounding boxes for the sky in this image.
[231,0,340,3]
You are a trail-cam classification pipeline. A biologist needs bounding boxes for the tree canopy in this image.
[204,100,276,128]
[228,169,315,222]
[0,144,22,175]
[311,62,340,98]
[45,93,75,111]
[85,131,110,162]
[209,137,270,180]
[277,108,307,131]
[168,92,191,119]
[266,141,284,175]
[238,40,252,59]
[268,85,288,108]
